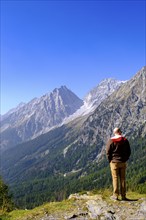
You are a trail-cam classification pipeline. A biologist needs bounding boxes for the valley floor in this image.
[0,191,146,220]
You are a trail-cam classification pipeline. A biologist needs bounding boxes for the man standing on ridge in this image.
[106,128,131,201]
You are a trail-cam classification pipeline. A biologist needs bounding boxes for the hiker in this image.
[106,128,131,200]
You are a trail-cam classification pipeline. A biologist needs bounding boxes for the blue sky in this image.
[1,0,145,115]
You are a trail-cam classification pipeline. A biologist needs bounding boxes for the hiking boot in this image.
[121,197,130,201]
[110,195,118,201]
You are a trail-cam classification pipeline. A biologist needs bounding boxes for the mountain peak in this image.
[1,86,83,150]
[98,78,126,86]
[84,78,124,107]
[53,85,68,93]
[134,66,146,79]
[141,66,146,71]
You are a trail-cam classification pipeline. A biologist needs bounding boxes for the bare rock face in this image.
[79,66,146,148]
[1,86,83,151]
[63,78,124,126]
[84,78,124,108]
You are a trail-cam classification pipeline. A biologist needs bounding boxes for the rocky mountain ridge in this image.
[79,66,146,148]
[63,78,124,124]
[0,79,123,151]
[0,86,83,150]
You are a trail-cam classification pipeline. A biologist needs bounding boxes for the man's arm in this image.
[126,139,131,159]
[106,139,113,163]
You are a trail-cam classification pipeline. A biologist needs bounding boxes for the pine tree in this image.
[0,176,14,212]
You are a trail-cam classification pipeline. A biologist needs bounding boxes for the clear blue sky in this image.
[1,0,145,115]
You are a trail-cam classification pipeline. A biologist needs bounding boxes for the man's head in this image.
[113,127,122,135]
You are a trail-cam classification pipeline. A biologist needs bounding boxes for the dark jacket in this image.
[106,135,131,163]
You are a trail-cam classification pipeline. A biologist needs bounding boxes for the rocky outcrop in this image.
[38,193,146,220]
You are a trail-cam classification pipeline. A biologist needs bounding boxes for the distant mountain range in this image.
[0,79,123,151]
[1,66,146,209]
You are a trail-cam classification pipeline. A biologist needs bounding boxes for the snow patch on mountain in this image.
[63,78,125,124]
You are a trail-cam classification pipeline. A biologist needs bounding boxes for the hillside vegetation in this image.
[5,136,146,209]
